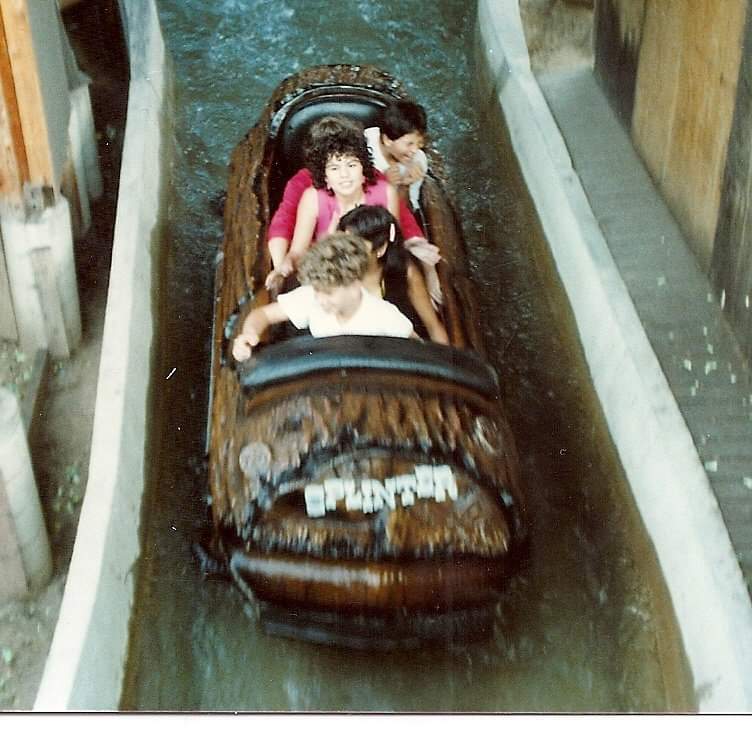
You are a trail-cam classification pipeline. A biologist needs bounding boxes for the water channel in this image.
[121,0,692,711]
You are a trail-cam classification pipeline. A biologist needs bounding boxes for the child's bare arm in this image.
[232,302,289,361]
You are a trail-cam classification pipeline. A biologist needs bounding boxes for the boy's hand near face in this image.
[400,161,425,185]
[384,163,404,187]
[385,162,425,188]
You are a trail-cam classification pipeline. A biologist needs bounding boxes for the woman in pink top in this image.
[266,117,442,303]
[266,125,400,291]
[267,116,435,269]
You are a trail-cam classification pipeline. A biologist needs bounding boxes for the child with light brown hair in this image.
[232,232,415,362]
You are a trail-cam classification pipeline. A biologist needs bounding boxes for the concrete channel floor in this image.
[537,67,752,601]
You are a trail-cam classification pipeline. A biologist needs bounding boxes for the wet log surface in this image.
[223,373,522,558]
[207,65,527,615]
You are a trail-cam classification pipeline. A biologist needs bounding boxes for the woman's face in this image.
[325,153,364,197]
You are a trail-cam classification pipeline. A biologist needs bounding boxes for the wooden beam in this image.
[0,4,27,206]
[0,0,55,188]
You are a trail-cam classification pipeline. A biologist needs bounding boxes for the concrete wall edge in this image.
[477,0,752,712]
[33,0,169,711]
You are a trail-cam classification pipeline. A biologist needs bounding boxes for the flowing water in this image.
[121,0,692,711]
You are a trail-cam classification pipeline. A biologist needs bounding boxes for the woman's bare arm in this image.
[266,187,319,289]
[385,183,400,221]
[286,187,319,265]
[406,261,448,344]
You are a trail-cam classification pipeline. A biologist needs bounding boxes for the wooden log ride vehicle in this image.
[204,64,528,649]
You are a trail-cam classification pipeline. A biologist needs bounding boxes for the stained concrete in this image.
[537,65,752,604]
[32,0,170,711]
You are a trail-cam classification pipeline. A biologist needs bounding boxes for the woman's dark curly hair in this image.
[304,120,376,192]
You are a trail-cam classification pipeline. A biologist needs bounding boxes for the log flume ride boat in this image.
[203,64,528,649]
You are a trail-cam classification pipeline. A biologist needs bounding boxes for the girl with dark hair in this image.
[338,205,448,344]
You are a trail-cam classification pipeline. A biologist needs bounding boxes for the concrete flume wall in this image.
[476,0,752,712]
[33,0,170,711]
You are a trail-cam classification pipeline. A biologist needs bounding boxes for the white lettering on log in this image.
[303,465,457,517]
[304,484,326,518]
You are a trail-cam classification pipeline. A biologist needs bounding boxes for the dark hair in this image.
[338,205,423,333]
[304,121,376,191]
[379,100,427,141]
[303,115,363,158]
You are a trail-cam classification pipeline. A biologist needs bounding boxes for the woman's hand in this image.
[422,263,443,308]
[405,238,441,266]
[264,268,285,291]
[264,256,295,291]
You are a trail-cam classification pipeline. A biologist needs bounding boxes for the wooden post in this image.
[632,0,746,270]
[711,6,752,364]
[0,1,28,209]
[1,0,87,354]
[0,0,56,191]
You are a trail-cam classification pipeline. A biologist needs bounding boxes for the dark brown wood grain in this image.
[231,552,513,612]
[206,66,527,626]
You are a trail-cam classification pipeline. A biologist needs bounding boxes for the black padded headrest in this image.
[271,89,390,183]
[237,335,500,398]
